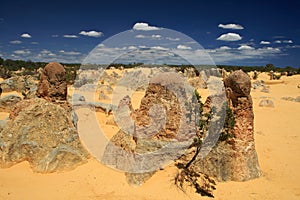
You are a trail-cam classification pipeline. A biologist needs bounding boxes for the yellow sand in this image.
[0,73,300,200]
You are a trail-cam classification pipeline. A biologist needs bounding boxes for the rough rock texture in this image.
[98,91,110,100]
[281,96,300,103]
[194,70,260,181]
[0,98,89,173]
[37,62,67,101]
[102,73,213,193]
[0,75,37,98]
[259,99,275,107]
[0,94,22,112]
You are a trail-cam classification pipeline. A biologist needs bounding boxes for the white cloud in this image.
[63,35,78,38]
[21,33,32,38]
[135,34,146,38]
[285,45,300,49]
[14,49,31,55]
[151,46,169,51]
[52,35,59,37]
[38,50,56,57]
[166,37,180,41]
[127,46,138,50]
[10,40,22,44]
[79,30,103,37]
[260,41,270,45]
[59,50,81,55]
[133,22,161,31]
[274,40,293,44]
[218,23,244,30]
[217,33,242,41]
[238,45,254,50]
[177,45,192,50]
[207,46,281,64]
[218,46,231,50]
[151,34,162,39]
[283,40,293,44]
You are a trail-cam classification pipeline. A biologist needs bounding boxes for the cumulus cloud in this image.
[217,33,242,41]
[177,45,192,50]
[79,30,103,37]
[218,23,244,30]
[260,41,270,45]
[63,35,78,38]
[59,50,81,55]
[10,40,22,44]
[274,40,282,43]
[238,45,254,50]
[14,49,31,55]
[21,33,32,38]
[133,22,161,31]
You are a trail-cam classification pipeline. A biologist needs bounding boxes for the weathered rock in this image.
[70,94,86,103]
[259,99,274,107]
[0,98,89,172]
[252,80,265,89]
[194,70,260,181]
[281,96,300,103]
[188,77,207,89]
[261,86,270,93]
[103,72,199,185]
[0,118,8,132]
[98,85,113,94]
[0,94,22,112]
[0,75,37,98]
[99,91,110,100]
[37,62,67,101]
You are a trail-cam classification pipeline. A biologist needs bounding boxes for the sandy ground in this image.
[0,73,300,200]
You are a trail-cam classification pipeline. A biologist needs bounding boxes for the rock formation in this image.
[0,94,22,112]
[101,72,217,194]
[0,98,89,172]
[0,75,37,98]
[193,70,260,181]
[37,62,67,101]
[259,99,275,107]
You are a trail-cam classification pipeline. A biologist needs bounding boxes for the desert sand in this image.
[0,73,300,200]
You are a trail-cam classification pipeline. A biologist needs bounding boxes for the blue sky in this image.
[0,0,299,67]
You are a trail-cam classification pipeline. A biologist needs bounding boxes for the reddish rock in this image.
[37,62,67,101]
[194,70,260,181]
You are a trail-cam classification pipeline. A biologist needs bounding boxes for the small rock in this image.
[259,99,274,107]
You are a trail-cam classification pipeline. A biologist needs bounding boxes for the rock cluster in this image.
[0,75,37,98]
